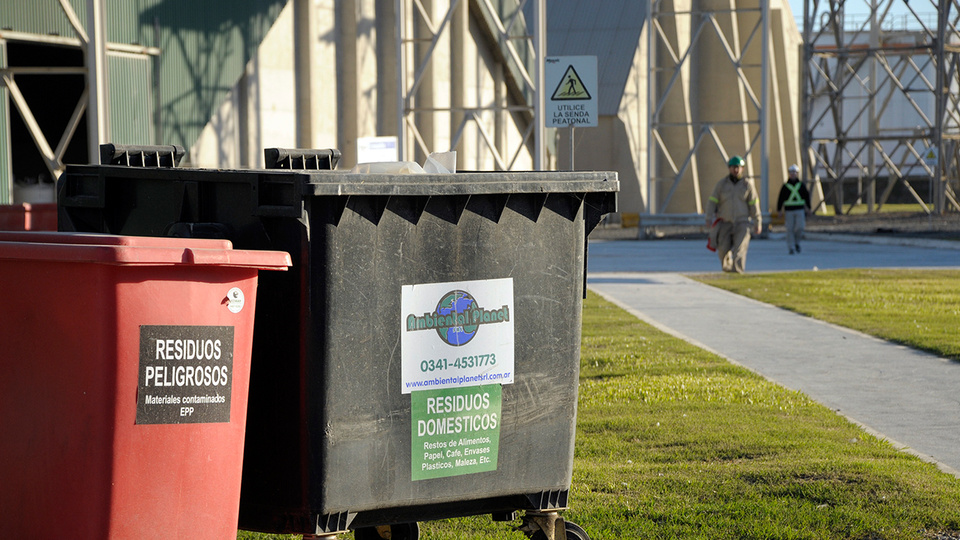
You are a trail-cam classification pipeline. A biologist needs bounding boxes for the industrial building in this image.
[2,1,955,226]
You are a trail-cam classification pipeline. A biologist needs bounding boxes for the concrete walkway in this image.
[586,234,960,477]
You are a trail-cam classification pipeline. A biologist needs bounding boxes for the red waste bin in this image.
[0,231,290,540]
[0,203,58,231]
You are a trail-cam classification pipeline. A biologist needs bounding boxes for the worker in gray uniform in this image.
[705,155,762,273]
[776,163,812,254]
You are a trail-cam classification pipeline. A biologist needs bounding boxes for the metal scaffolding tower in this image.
[395,0,546,170]
[803,0,960,214]
[644,0,771,231]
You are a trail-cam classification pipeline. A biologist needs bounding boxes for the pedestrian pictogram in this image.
[551,65,592,100]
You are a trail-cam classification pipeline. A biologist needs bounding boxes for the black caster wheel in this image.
[353,522,420,540]
[531,520,590,540]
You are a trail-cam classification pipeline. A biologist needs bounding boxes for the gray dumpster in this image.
[58,149,617,539]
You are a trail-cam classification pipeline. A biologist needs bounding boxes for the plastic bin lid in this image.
[0,235,290,271]
[0,231,233,250]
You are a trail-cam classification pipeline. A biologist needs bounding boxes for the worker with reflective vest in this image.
[706,155,762,273]
[776,164,812,254]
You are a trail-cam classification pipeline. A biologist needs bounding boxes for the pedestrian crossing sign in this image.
[545,56,598,128]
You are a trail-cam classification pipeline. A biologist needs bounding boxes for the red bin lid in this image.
[0,232,290,270]
[0,231,233,249]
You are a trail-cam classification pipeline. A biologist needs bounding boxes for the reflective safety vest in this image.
[784,182,805,207]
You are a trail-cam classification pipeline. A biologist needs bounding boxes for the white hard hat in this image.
[788,164,800,173]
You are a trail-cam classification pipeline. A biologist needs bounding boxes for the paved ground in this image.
[588,232,960,273]
[585,233,960,477]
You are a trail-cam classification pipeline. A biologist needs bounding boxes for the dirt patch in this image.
[805,212,960,241]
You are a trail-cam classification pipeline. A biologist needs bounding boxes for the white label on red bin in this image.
[136,326,234,425]
[226,287,245,313]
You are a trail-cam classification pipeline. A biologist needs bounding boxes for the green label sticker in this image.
[411,384,501,480]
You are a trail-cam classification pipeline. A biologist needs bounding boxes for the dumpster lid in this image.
[60,164,618,197]
[299,171,619,197]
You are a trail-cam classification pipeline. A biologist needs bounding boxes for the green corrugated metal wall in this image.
[1,0,286,155]
[109,54,153,146]
[0,0,87,38]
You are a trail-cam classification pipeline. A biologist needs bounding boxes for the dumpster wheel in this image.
[353,522,420,540]
[523,516,590,540]
[531,521,589,540]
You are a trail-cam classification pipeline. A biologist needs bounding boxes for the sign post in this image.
[545,56,598,170]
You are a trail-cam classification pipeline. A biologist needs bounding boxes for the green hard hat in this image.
[727,155,745,167]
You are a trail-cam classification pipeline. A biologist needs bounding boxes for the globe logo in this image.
[435,290,479,346]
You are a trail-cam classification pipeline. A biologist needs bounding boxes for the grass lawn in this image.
[694,269,960,362]
[240,275,960,540]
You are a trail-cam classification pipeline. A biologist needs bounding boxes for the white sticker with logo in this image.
[226,287,245,314]
[401,278,515,394]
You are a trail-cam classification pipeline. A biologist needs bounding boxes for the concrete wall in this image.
[190,2,299,168]
[613,39,649,222]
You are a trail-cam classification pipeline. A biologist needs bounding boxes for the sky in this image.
[785,0,937,29]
